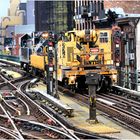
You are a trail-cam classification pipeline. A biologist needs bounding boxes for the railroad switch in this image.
[86,72,99,124]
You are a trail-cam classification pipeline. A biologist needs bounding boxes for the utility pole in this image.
[54,43,59,98]
[46,40,54,95]
[42,32,59,97]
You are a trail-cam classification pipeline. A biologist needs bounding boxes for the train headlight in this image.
[112,74,117,83]
[69,76,76,84]
[70,76,75,81]
[42,32,49,39]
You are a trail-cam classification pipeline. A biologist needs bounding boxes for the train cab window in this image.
[99,32,108,43]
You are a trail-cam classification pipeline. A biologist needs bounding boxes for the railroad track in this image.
[98,93,140,116]
[0,62,112,139]
[1,59,140,137]
[0,73,80,139]
[58,85,140,135]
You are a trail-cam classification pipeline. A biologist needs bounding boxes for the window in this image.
[99,32,108,43]
[129,39,134,51]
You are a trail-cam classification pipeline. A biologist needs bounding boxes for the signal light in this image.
[115,49,120,59]
[49,52,53,58]
[49,46,53,51]
[114,37,120,44]
[115,62,120,67]
[48,42,53,46]
[42,32,49,38]
[49,67,54,72]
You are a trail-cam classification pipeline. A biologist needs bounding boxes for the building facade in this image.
[35,1,74,32]
[0,0,35,55]
[26,1,35,25]
[104,1,140,14]
[0,0,24,45]
[74,0,105,30]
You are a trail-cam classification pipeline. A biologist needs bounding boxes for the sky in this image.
[0,0,10,19]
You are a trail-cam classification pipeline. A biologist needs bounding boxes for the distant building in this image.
[26,1,35,25]
[19,1,35,25]
[35,1,74,32]
[0,0,24,45]
[74,0,105,30]
[19,2,27,25]
[0,0,35,54]
[8,0,20,16]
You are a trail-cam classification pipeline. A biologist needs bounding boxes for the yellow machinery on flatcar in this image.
[30,54,48,71]
[57,28,118,91]
[20,28,119,92]
[29,38,49,76]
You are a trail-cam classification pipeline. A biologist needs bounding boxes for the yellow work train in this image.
[56,28,118,91]
[20,26,121,92]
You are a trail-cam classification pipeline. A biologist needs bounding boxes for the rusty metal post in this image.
[86,72,99,124]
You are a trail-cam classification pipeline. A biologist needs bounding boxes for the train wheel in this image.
[32,68,37,76]
[20,62,24,69]
[25,64,29,72]
[76,76,87,94]
[62,78,68,88]
[70,85,76,92]
[97,76,112,93]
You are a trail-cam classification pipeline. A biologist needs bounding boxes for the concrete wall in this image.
[15,24,35,34]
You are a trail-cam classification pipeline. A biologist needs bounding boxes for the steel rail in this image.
[0,103,24,140]
[0,113,90,140]
[2,99,21,115]
[18,81,80,140]
[58,85,140,133]
[0,126,19,139]
[0,74,80,140]
[13,117,78,139]
[0,60,115,139]
[112,85,140,97]
[98,93,140,111]
[17,98,30,115]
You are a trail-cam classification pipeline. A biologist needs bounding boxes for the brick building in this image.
[104,1,140,14]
